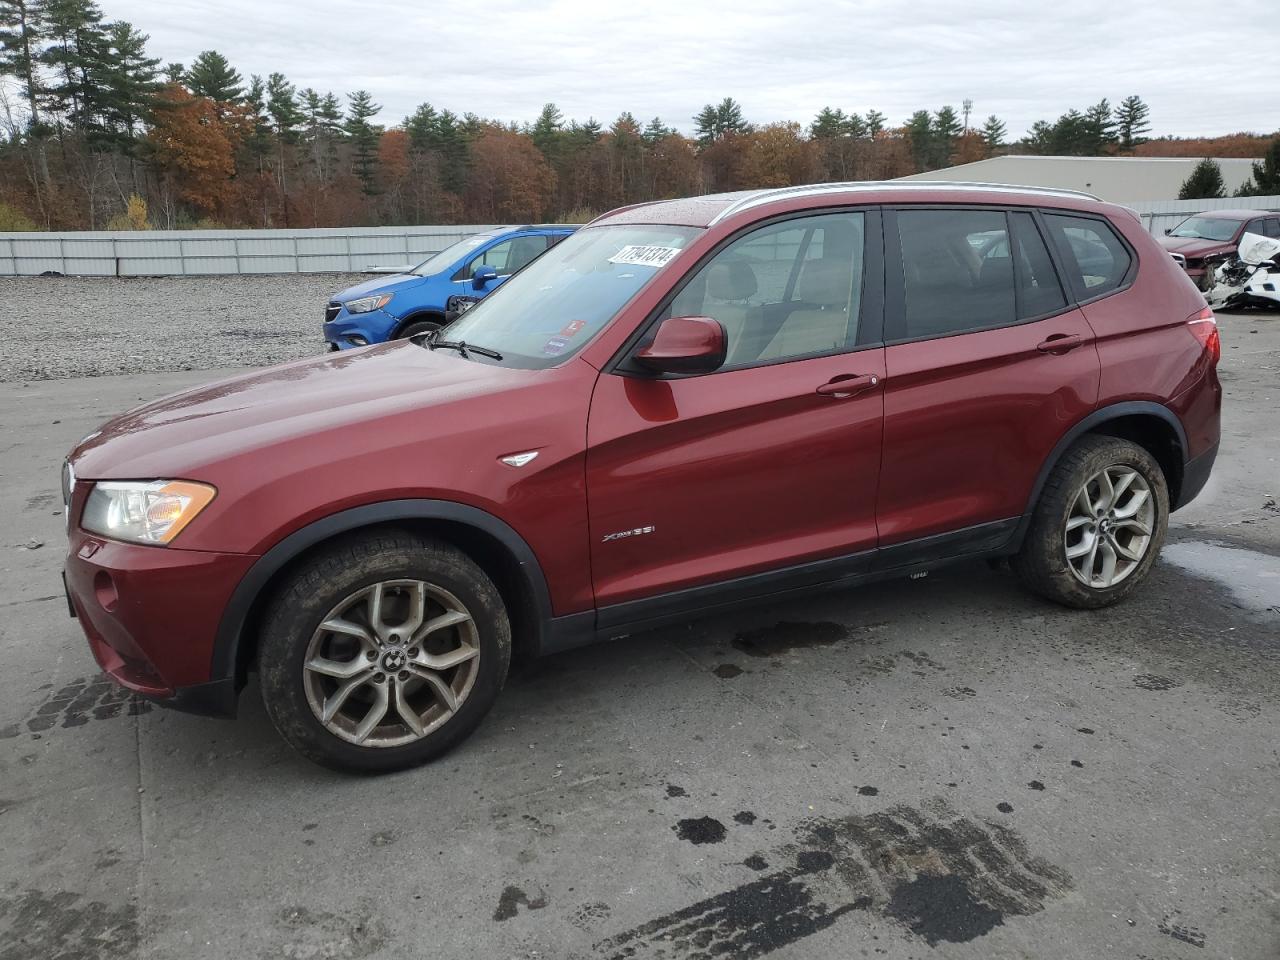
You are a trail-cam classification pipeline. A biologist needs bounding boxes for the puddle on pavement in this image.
[1162,541,1280,613]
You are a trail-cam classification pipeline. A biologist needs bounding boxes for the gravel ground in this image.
[0,273,354,381]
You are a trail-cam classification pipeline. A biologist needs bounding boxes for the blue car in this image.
[323,225,575,350]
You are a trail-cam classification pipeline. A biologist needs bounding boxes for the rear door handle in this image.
[1036,333,1084,353]
[816,374,879,397]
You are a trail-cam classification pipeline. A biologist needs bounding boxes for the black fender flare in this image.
[210,499,554,688]
[1020,400,1188,527]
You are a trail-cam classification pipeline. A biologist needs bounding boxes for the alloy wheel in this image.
[301,579,480,747]
[1064,465,1155,589]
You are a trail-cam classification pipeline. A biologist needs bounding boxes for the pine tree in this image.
[187,49,242,102]
[810,107,847,139]
[1083,99,1115,154]
[981,115,1006,151]
[1178,158,1226,200]
[40,0,110,131]
[344,88,381,194]
[530,102,562,158]
[404,101,438,151]
[266,72,302,141]
[97,21,159,144]
[1115,95,1150,152]
[1235,137,1280,196]
[905,109,933,171]
[0,0,46,128]
[1024,120,1054,154]
[163,61,183,84]
[693,97,748,146]
[931,105,961,167]
[434,108,468,193]
[844,112,867,138]
[864,110,886,137]
[642,116,673,143]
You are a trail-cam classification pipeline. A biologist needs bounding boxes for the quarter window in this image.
[659,212,865,370]
[1043,214,1132,299]
[896,209,1016,339]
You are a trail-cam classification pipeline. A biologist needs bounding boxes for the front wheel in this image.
[1013,436,1169,609]
[399,320,441,340]
[258,531,511,773]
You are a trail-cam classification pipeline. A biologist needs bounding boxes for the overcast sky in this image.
[108,0,1271,139]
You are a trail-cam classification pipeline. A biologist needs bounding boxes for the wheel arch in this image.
[212,500,555,696]
[391,311,446,339]
[1024,401,1187,526]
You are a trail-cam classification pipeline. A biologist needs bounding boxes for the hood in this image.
[1157,235,1233,257]
[333,273,425,301]
[70,343,538,480]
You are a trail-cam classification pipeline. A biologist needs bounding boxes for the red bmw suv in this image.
[63,184,1221,772]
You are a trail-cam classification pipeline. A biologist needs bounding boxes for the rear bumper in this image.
[64,532,256,717]
[1174,440,1218,511]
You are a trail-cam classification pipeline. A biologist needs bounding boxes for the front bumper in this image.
[64,531,257,716]
[323,309,396,350]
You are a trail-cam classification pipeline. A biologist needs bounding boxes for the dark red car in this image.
[1158,208,1280,289]
[64,184,1221,772]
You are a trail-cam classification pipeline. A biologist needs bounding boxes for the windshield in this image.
[410,234,495,276]
[1169,217,1241,242]
[439,224,701,368]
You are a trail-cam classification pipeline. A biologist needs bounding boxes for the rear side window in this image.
[896,209,1016,339]
[1043,214,1132,299]
[1009,212,1067,318]
[1263,218,1280,239]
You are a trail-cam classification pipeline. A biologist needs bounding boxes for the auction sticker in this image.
[608,245,682,268]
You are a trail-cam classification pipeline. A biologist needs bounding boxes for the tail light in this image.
[1187,306,1220,365]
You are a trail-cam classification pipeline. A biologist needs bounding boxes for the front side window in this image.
[440,224,700,368]
[656,211,866,369]
[896,208,1016,339]
[457,235,557,281]
[1043,214,1132,299]
[410,234,491,276]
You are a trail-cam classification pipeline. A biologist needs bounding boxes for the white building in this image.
[898,155,1261,203]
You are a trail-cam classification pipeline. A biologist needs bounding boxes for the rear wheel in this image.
[1013,435,1168,609]
[399,319,441,340]
[258,531,511,773]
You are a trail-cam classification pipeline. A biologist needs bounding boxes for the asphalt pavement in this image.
[0,308,1276,960]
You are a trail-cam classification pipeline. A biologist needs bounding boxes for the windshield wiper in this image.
[425,335,503,361]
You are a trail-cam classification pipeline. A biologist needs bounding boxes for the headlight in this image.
[345,293,393,314]
[81,480,216,545]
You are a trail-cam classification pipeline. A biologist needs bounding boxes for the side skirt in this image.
[539,517,1022,656]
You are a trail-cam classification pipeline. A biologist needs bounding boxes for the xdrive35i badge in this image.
[601,525,656,543]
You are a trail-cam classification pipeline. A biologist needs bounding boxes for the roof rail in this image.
[708,180,1100,224]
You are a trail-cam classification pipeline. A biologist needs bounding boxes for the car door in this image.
[585,209,887,616]
[876,206,1100,558]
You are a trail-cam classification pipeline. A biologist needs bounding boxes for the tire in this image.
[399,319,441,340]
[258,530,511,773]
[1013,435,1169,610]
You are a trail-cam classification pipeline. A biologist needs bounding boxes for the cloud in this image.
[110,0,1272,139]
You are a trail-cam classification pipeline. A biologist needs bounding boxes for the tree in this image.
[864,110,886,137]
[147,83,238,215]
[1082,98,1116,154]
[810,107,847,140]
[1235,137,1280,196]
[530,101,562,159]
[1115,95,1150,152]
[905,109,933,171]
[981,115,1006,152]
[344,89,381,194]
[1,0,46,128]
[931,105,961,167]
[404,101,438,151]
[465,127,554,221]
[187,50,242,103]
[40,0,111,131]
[97,21,160,144]
[642,116,673,143]
[1025,120,1054,154]
[1178,158,1227,200]
[694,97,748,146]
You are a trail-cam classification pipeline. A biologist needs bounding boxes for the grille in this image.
[324,301,342,322]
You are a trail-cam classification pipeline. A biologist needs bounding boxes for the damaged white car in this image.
[1205,231,1280,310]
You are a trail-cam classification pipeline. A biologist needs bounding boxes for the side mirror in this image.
[1164,228,1171,235]
[634,316,726,375]
[472,265,498,290]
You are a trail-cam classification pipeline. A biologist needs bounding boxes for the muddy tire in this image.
[1013,435,1169,609]
[258,530,510,773]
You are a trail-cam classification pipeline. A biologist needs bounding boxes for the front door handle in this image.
[1036,333,1084,354]
[816,374,879,398]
